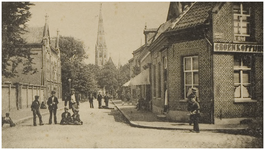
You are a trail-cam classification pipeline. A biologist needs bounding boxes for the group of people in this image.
[30,89,83,126]
[88,92,110,109]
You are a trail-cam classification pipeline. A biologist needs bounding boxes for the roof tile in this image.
[171,2,216,31]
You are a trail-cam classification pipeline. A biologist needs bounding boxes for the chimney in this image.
[143,24,157,46]
[166,2,192,21]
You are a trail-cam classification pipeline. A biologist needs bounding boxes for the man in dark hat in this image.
[47,91,59,124]
[187,88,199,125]
[97,92,103,109]
[189,96,200,133]
[104,92,110,108]
[31,95,44,126]
[60,107,72,125]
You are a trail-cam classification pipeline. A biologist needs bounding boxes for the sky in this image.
[26,2,170,66]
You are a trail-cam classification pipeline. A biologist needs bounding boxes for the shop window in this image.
[183,56,199,99]
[234,55,254,102]
[233,3,251,42]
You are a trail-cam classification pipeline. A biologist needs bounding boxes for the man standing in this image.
[190,97,200,133]
[88,93,94,108]
[31,95,44,126]
[104,92,109,108]
[69,88,78,113]
[187,88,199,125]
[47,91,59,124]
[97,92,102,109]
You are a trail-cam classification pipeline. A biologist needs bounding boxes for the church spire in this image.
[95,3,108,67]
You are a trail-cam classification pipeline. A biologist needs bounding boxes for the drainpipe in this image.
[204,10,215,124]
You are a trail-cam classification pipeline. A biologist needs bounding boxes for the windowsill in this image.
[234,98,257,103]
[232,41,258,44]
[179,99,188,103]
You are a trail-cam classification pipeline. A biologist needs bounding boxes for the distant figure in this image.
[2,113,15,127]
[104,92,109,107]
[76,92,81,109]
[47,91,59,124]
[40,101,47,109]
[60,107,72,125]
[164,89,168,113]
[88,93,94,108]
[31,95,44,126]
[97,92,103,109]
[72,109,83,125]
[70,89,78,113]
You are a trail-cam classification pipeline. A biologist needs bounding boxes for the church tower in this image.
[95,3,108,67]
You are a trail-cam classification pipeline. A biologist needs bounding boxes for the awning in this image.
[129,68,150,86]
[122,80,131,87]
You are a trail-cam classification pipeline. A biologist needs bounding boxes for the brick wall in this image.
[167,39,213,123]
[213,2,263,43]
[213,54,259,118]
[2,47,43,85]
[211,2,263,119]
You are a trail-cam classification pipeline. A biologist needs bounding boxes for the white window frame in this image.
[233,3,251,42]
[234,56,256,103]
[183,56,199,99]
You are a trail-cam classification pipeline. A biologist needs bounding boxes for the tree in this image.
[2,2,35,77]
[97,60,118,96]
[59,36,96,97]
[117,63,130,99]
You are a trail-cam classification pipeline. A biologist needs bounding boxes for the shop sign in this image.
[214,43,263,53]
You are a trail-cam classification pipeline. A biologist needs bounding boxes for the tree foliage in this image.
[97,60,118,95]
[116,63,130,99]
[2,2,35,77]
[117,63,130,86]
[59,36,98,97]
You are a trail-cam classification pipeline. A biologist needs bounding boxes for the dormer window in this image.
[233,3,251,42]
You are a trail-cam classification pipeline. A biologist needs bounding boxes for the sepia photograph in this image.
[1,1,263,148]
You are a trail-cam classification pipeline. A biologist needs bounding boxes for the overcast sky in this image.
[26,2,170,66]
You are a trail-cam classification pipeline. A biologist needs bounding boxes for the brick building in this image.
[127,26,157,108]
[2,16,62,112]
[150,2,263,123]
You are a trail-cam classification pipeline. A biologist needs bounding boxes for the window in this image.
[183,56,199,99]
[233,3,251,42]
[158,63,161,98]
[234,55,253,101]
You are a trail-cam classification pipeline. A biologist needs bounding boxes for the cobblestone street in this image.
[2,101,262,148]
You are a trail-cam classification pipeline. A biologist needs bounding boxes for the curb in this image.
[111,100,248,132]
[2,107,65,129]
[16,107,65,125]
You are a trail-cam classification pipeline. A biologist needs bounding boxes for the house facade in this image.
[150,2,263,123]
[2,16,62,112]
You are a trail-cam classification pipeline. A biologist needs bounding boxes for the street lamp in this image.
[68,78,72,93]
[65,78,72,107]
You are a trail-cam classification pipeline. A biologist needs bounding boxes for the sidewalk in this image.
[2,100,65,128]
[111,99,249,132]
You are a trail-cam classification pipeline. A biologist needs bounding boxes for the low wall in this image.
[2,81,46,114]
